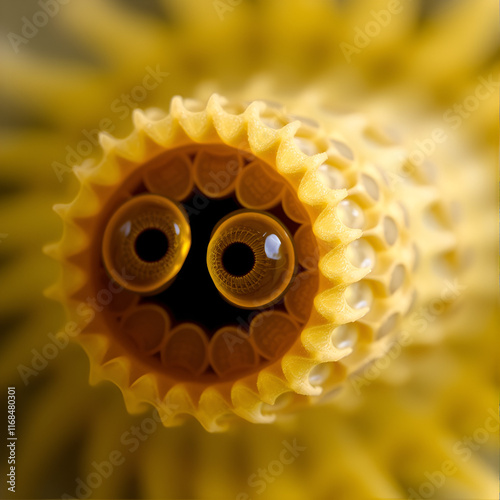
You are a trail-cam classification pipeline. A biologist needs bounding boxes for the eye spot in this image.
[383,216,398,245]
[361,174,379,201]
[389,264,405,294]
[338,199,365,229]
[207,210,296,309]
[331,323,358,349]
[309,363,331,386]
[318,163,347,190]
[346,238,376,269]
[102,194,191,294]
[134,228,170,263]
[261,393,294,415]
[345,281,373,310]
[221,242,255,277]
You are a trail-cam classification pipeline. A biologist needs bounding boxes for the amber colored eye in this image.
[207,210,296,308]
[102,194,191,294]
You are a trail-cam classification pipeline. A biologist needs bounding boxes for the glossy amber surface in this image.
[207,210,296,308]
[102,194,191,294]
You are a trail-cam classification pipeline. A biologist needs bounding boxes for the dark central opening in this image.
[145,188,301,334]
[134,228,169,262]
[222,242,255,277]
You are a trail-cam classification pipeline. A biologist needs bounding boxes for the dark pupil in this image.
[222,242,255,277]
[134,228,169,262]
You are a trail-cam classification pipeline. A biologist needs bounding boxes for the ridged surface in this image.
[49,94,460,431]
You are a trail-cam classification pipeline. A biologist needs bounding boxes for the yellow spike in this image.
[98,131,119,153]
[314,286,368,324]
[302,324,353,361]
[231,383,275,424]
[281,355,322,396]
[256,369,292,405]
[43,283,63,302]
[52,203,71,219]
[42,242,60,260]
[169,95,187,119]
[319,245,371,284]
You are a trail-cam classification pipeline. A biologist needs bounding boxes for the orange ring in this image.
[207,210,296,308]
[102,194,191,294]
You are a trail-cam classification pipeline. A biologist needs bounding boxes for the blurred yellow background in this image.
[0,1,498,499]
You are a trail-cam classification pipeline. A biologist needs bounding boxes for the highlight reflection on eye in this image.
[207,210,296,308]
[102,194,191,294]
